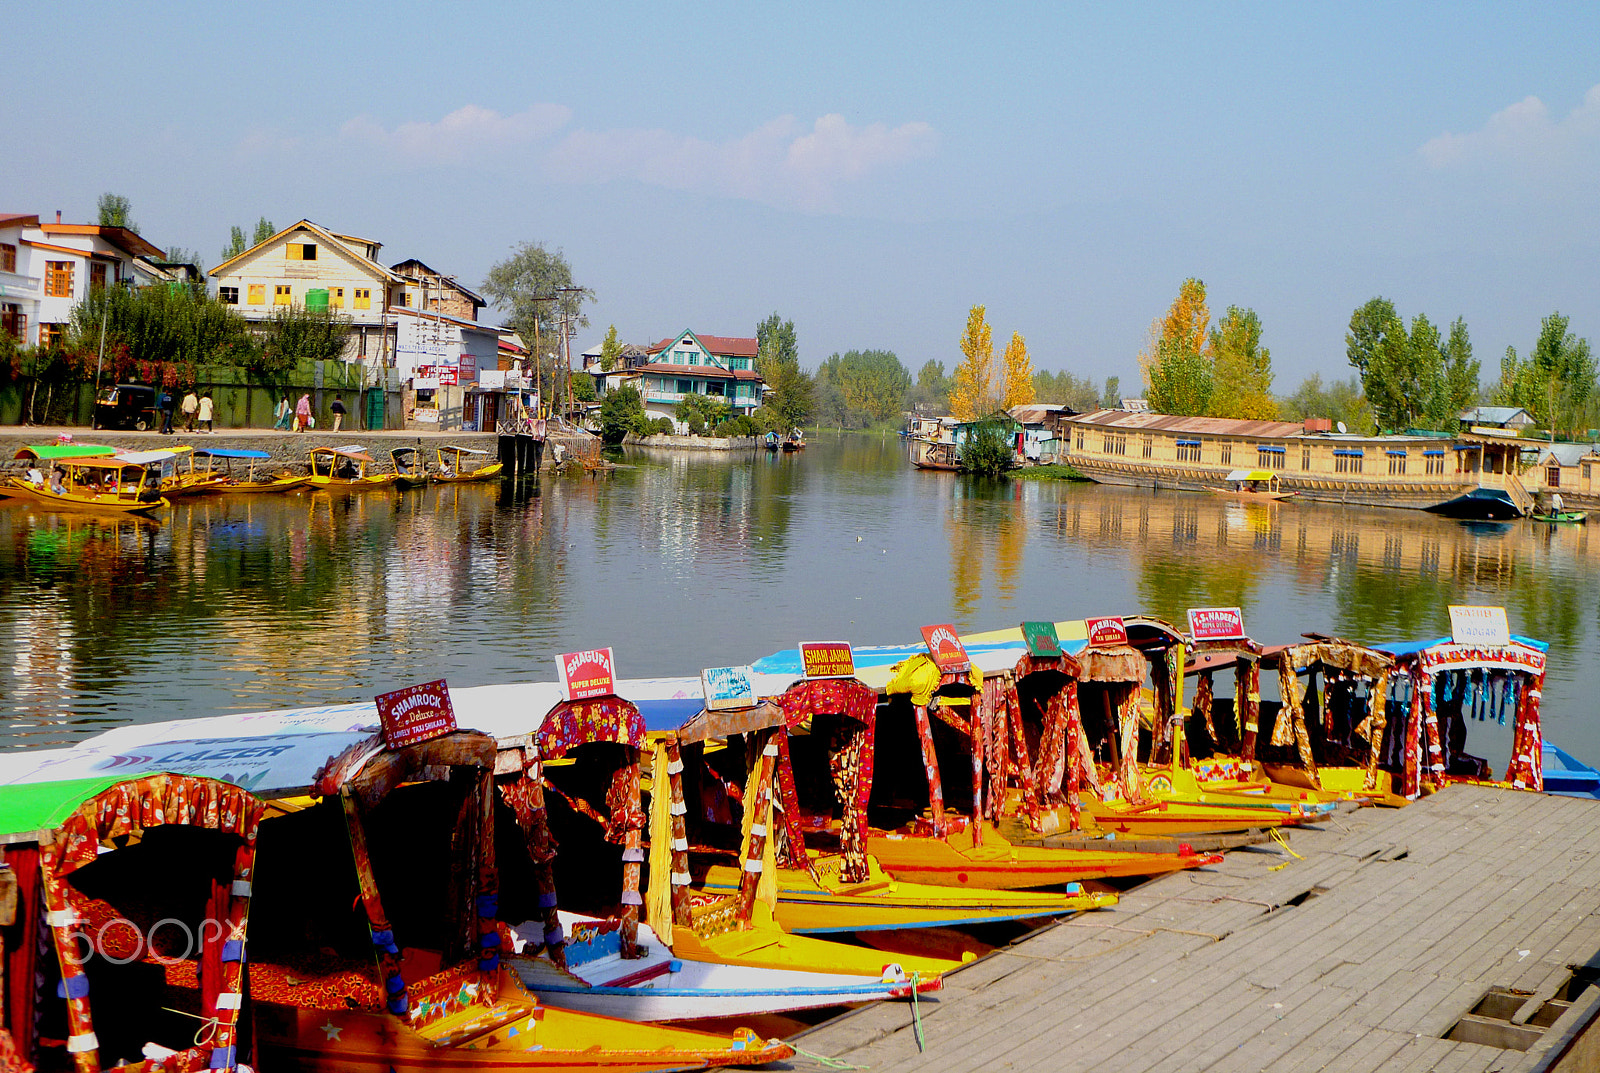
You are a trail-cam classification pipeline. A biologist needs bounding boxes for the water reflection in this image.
[1,437,1596,765]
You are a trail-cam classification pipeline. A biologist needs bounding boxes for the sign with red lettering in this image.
[557,648,617,701]
[1084,616,1128,648]
[921,624,971,673]
[1188,607,1246,642]
[375,679,457,749]
[800,642,855,679]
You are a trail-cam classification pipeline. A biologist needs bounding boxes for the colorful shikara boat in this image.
[1211,469,1297,501]
[1374,629,1548,798]
[391,446,430,489]
[3,451,171,515]
[190,447,309,494]
[127,445,230,496]
[666,687,1113,933]
[492,687,950,1022]
[307,446,398,489]
[433,444,504,483]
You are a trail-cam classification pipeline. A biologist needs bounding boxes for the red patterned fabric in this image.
[53,775,263,876]
[4,845,39,1060]
[537,697,646,758]
[0,1027,32,1073]
[1413,643,1546,792]
[772,734,813,874]
[787,679,876,883]
[778,678,877,726]
[497,773,564,968]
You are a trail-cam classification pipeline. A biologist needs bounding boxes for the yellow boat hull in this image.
[698,852,1114,934]
[308,474,399,489]
[866,822,1221,889]
[1260,763,1411,808]
[2,480,167,516]
[434,464,504,483]
[668,900,958,980]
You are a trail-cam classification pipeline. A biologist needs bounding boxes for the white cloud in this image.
[340,104,572,165]
[1419,85,1600,175]
[546,113,939,212]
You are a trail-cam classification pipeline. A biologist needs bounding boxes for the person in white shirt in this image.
[198,393,215,433]
[25,466,42,487]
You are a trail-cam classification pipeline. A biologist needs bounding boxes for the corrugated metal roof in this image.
[1066,409,1305,437]
[1535,443,1596,467]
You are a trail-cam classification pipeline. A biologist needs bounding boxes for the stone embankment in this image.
[624,433,759,450]
[0,426,596,475]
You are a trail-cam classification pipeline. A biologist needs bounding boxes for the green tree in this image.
[97,193,137,231]
[959,418,1016,477]
[599,324,622,372]
[255,305,351,380]
[599,385,647,444]
[1100,376,1121,409]
[1208,306,1276,419]
[68,283,255,380]
[815,349,912,425]
[1441,317,1480,420]
[221,226,248,263]
[252,217,277,246]
[1032,370,1100,411]
[910,359,952,411]
[754,312,811,428]
[755,312,799,372]
[482,241,593,412]
[1279,373,1375,434]
[1346,299,1449,431]
[1141,279,1213,416]
[1495,313,1595,438]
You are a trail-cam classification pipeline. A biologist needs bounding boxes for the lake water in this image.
[3,432,1596,767]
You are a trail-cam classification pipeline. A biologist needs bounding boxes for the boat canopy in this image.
[113,449,179,465]
[194,447,271,460]
[1375,635,1549,660]
[13,444,117,460]
[0,775,138,844]
[442,445,491,456]
[312,447,375,463]
[536,695,647,759]
[1224,469,1275,482]
[53,454,161,471]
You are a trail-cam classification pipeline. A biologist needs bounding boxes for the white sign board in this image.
[479,370,507,389]
[1448,605,1510,647]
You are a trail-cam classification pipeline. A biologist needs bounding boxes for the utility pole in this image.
[556,285,584,424]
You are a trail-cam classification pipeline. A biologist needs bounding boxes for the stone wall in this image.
[624,433,758,451]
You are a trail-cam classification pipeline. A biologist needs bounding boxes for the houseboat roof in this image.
[1008,403,1078,424]
[1460,405,1533,426]
[1067,409,1306,437]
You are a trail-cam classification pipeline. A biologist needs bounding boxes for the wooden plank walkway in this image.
[784,786,1600,1072]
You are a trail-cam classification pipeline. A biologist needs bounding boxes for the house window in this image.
[1584,462,1593,483]
[1426,453,1445,475]
[676,379,693,394]
[1219,441,1232,465]
[1100,432,1126,456]
[1388,452,1407,475]
[1075,430,1085,450]
[45,261,73,298]
[354,288,371,310]
[90,262,108,291]
[1176,440,1202,463]
[0,243,14,272]
[274,284,292,305]
[400,292,410,307]
[1258,447,1284,469]
[248,284,265,304]
[2,303,24,341]
[219,286,239,304]
[1334,451,1363,474]
[707,381,725,396]
[332,287,344,308]
[39,323,65,348]
[285,243,317,260]
[1302,446,1312,471]
[1547,466,1560,488]
[1142,435,1153,458]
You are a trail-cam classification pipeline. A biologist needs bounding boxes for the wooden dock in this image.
[787,785,1600,1072]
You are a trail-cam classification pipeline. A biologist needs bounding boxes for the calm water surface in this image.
[2,433,1596,766]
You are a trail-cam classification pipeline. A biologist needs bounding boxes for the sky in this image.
[5,2,1598,391]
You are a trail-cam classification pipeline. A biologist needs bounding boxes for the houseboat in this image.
[1062,410,1535,518]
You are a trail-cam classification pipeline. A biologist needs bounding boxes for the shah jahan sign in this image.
[557,648,617,702]
[800,642,855,679]
[375,680,457,749]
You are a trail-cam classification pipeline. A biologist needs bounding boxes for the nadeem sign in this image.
[375,680,457,749]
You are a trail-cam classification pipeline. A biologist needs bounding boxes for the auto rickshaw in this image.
[91,383,161,431]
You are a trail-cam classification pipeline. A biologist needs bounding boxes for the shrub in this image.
[649,416,675,435]
[600,386,646,444]
[959,420,1017,478]
[715,415,757,437]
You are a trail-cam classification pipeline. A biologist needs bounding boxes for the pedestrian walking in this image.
[294,393,312,432]
[159,389,175,434]
[198,393,214,433]
[331,393,347,433]
[273,394,292,431]
[180,390,198,432]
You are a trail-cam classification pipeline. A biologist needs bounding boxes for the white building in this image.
[1,212,167,348]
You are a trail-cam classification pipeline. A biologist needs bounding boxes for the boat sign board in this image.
[1188,607,1246,642]
[702,665,756,711]
[1449,606,1510,647]
[1022,620,1064,657]
[1084,617,1127,648]
[921,624,971,673]
[557,648,617,701]
[376,680,457,749]
[800,642,855,679]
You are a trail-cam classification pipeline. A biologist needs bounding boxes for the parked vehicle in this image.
[91,383,161,431]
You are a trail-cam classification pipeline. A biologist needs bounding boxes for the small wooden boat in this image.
[1542,741,1600,799]
[782,428,805,451]
[308,445,398,489]
[3,452,171,515]
[1212,469,1296,501]
[391,445,430,488]
[762,431,780,451]
[1530,510,1586,524]
[433,443,504,482]
[130,444,229,496]
[192,447,310,493]
[910,438,960,470]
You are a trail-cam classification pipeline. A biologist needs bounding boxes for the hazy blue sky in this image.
[6,3,1597,390]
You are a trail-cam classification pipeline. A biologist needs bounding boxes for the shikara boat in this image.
[493,688,950,1022]
[307,446,398,489]
[4,451,171,515]
[1211,468,1297,501]
[434,444,504,482]
[127,444,230,496]
[1530,510,1586,524]
[782,428,805,451]
[666,686,1113,933]
[762,431,780,451]
[191,447,309,493]
[390,446,430,488]
[910,439,960,471]
[1374,631,1549,798]
[1542,742,1600,800]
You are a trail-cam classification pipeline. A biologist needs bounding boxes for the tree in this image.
[1346,298,1453,431]
[482,241,594,413]
[951,305,996,420]
[1495,313,1595,438]
[755,313,799,373]
[815,349,912,425]
[221,226,248,263]
[1441,317,1481,419]
[255,305,351,379]
[599,385,647,444]
[68,283,255,381]
[97,193,137,232]
[1001,331,1034,409]
[1279,373,1375,434]
[1141,279,1213,416]
[1100,376,1121,409]
[754,312,811,428]
[959,418,1016,478]
[1032,369,1100,411]
[909,359,952,412]
[1208,306,1276,419]
[599,324,622,372]
[252,217,277,246]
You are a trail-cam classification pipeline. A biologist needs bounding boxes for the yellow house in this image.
[208,220,407,360]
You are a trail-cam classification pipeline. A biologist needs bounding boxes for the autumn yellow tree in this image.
[1001,331,1035,409]
[1140,278,1215,415]
[951,304,996,420]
